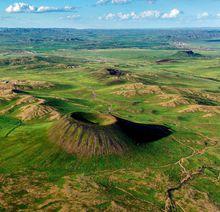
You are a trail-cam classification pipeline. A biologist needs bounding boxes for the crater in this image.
[71,112,117,126]
[49,112,172,157]
[49,112,128,157]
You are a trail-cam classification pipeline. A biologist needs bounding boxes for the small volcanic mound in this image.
[91,68,133,85]
[0,80,54,100]
[49,112,172,157]
[113,83,163,97]
[159,94,191,107]
[106,68,125,77]
[8,80,54,90]
[18,104,60,121]
[0,81,18,100]
[16,95,39,105]
[0,95,40,115]
[16,97,60,121]
[173,50,202,58]
[179,105,220,116]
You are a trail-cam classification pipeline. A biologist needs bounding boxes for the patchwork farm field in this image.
[0,29,219,211]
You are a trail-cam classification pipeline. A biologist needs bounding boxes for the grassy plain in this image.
[0,29,219,211]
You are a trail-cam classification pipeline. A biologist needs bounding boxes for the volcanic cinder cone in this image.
[49,112,130,156]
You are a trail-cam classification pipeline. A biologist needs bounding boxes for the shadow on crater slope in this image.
[49,112,172,157]
[116,117,172,145]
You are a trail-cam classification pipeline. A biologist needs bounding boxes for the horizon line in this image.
[0,27,220,30]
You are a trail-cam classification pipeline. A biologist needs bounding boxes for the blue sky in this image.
[1,0,220,28]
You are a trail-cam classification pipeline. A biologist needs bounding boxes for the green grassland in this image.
[0,29,219,211]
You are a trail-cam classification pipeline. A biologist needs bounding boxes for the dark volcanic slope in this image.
[49,113,129,156]
[49,112,172,157]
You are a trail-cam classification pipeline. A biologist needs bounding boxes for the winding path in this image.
[4,121,23,138]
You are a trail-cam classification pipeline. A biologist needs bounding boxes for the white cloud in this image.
[100,8,180,20]
[197,12,209,19]
[99,13,115,20]
[96,0,130,5]
[97,0,156,5]
[66,14,80,20]
[197,12,220,19]
[161,8,180,19]
[139,10,160,18]
[100,11,157,20]
[112,0,130,3]
[147,0,156,4]
[6,3,35,13]
[6,3,76,13]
